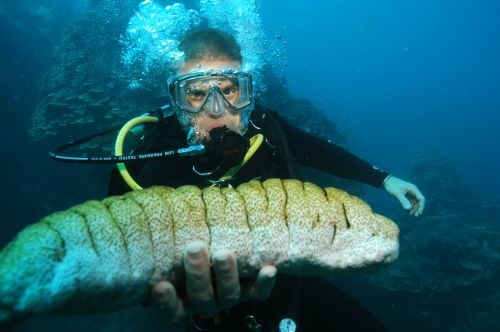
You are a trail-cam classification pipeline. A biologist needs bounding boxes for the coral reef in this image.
[367,150,500,331]
[371,151,499,291]
[409,151,464,214]
[30,0,166,142]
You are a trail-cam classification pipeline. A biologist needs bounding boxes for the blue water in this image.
[1,1,499,331]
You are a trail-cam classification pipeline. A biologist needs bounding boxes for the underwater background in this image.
[1,0,499,331]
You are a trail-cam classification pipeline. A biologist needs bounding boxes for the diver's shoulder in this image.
[137,112,185,151]
[252,103,283,124]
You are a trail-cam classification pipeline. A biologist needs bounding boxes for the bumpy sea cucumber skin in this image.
[0,179,399,324]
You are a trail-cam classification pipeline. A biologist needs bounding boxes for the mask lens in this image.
[170,72,252,113]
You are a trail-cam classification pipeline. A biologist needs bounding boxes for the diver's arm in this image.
[275,114,425,215]
[275,114,389,187]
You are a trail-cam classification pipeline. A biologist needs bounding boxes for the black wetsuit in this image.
[108,106,390,331]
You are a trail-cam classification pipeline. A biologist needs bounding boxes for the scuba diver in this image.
[99,28,426,331]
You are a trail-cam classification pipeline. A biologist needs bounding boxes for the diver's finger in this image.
[251,265,277,301]
[151,280,186,321]
[414,195,426,216]
[409,201,419,216]
[416,200,425,216]
[213,249,240,308]
[395,191,412,211]
[407,186,426,217]
[414,189,426,216]
[184,241,217,316]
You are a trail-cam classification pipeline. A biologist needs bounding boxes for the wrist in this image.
[382,174,393,189]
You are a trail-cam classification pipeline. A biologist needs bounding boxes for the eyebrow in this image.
[185,77,239,90]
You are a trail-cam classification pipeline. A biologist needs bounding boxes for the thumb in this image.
[394,191,412,210]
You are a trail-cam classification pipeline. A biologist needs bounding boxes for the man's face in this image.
[179,59,243,141]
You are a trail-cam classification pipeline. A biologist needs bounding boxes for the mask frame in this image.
[168,70,253,113]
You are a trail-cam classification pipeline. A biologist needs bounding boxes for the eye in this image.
[186,87,207,99]
[222,87,238,96]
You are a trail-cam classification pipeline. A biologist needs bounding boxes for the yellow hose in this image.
[216,133,264,183]
[115,116,159,191]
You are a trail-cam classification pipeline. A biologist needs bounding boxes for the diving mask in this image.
[169,70,253,114]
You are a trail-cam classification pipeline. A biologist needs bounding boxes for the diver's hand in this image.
[151,241,277,321]
[383,175,426,217]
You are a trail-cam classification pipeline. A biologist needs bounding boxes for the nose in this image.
[202,87,229,118]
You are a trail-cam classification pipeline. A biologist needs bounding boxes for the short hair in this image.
[179,28,242,64]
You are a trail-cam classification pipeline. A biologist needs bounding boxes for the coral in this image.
[366,150,500,331]
[370,151,500,292]
[409,151,464,214]
[30,1,165,142]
